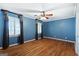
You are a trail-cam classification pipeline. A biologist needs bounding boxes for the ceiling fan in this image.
[19,9,53,19]
[40,11,53,19]
[34,11,53,20]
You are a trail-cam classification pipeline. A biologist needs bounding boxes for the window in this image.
[8,16,20,37]
[38,22,42,34]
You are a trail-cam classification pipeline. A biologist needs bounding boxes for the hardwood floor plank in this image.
[0,38,76,56]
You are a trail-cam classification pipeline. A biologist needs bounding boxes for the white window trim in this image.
[8,16,20,37]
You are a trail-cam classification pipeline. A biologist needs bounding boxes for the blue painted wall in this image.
[8,13,36,44]
[0,8,75,47]
[0,9,36,47]
[0,9,4,47]
[23,17,36,41]
[43,17,76,41]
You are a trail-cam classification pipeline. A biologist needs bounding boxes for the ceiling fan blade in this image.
[40,11,45,17]
[45,14,53,16]
[43,11,46,16]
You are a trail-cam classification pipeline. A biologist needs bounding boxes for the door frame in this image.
[35,19,43,40]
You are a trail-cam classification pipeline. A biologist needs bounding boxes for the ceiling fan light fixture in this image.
[40,17,48,20]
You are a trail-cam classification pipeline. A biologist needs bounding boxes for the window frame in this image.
[8,16,20,37]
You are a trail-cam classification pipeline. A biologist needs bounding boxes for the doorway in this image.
[37,22,42,39]
[35,20,43,40]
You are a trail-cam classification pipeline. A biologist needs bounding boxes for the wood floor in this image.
[0,38,76,56]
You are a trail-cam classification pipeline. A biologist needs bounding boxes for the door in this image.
[37,22,42,39]
[35,20,43,40]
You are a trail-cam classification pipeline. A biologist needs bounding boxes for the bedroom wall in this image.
[8,13,36,45]
[0,9,36,47]
[43,17,75,41]
[23,17,36,41]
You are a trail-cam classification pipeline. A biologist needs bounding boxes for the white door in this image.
[37,22,42,39]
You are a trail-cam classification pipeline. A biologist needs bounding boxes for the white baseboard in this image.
[0,44,18,49]
[38,37,41,39]
[9,39,35,47]
[24,38,42,43]
[0,39,35,49]
[9,43,18,47]
[44,36,75,43]
[1,37,74,48]
[24,39,35,43]
[0,47,2,49]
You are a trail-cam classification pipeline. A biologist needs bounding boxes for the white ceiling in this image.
[0,3,76,22]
